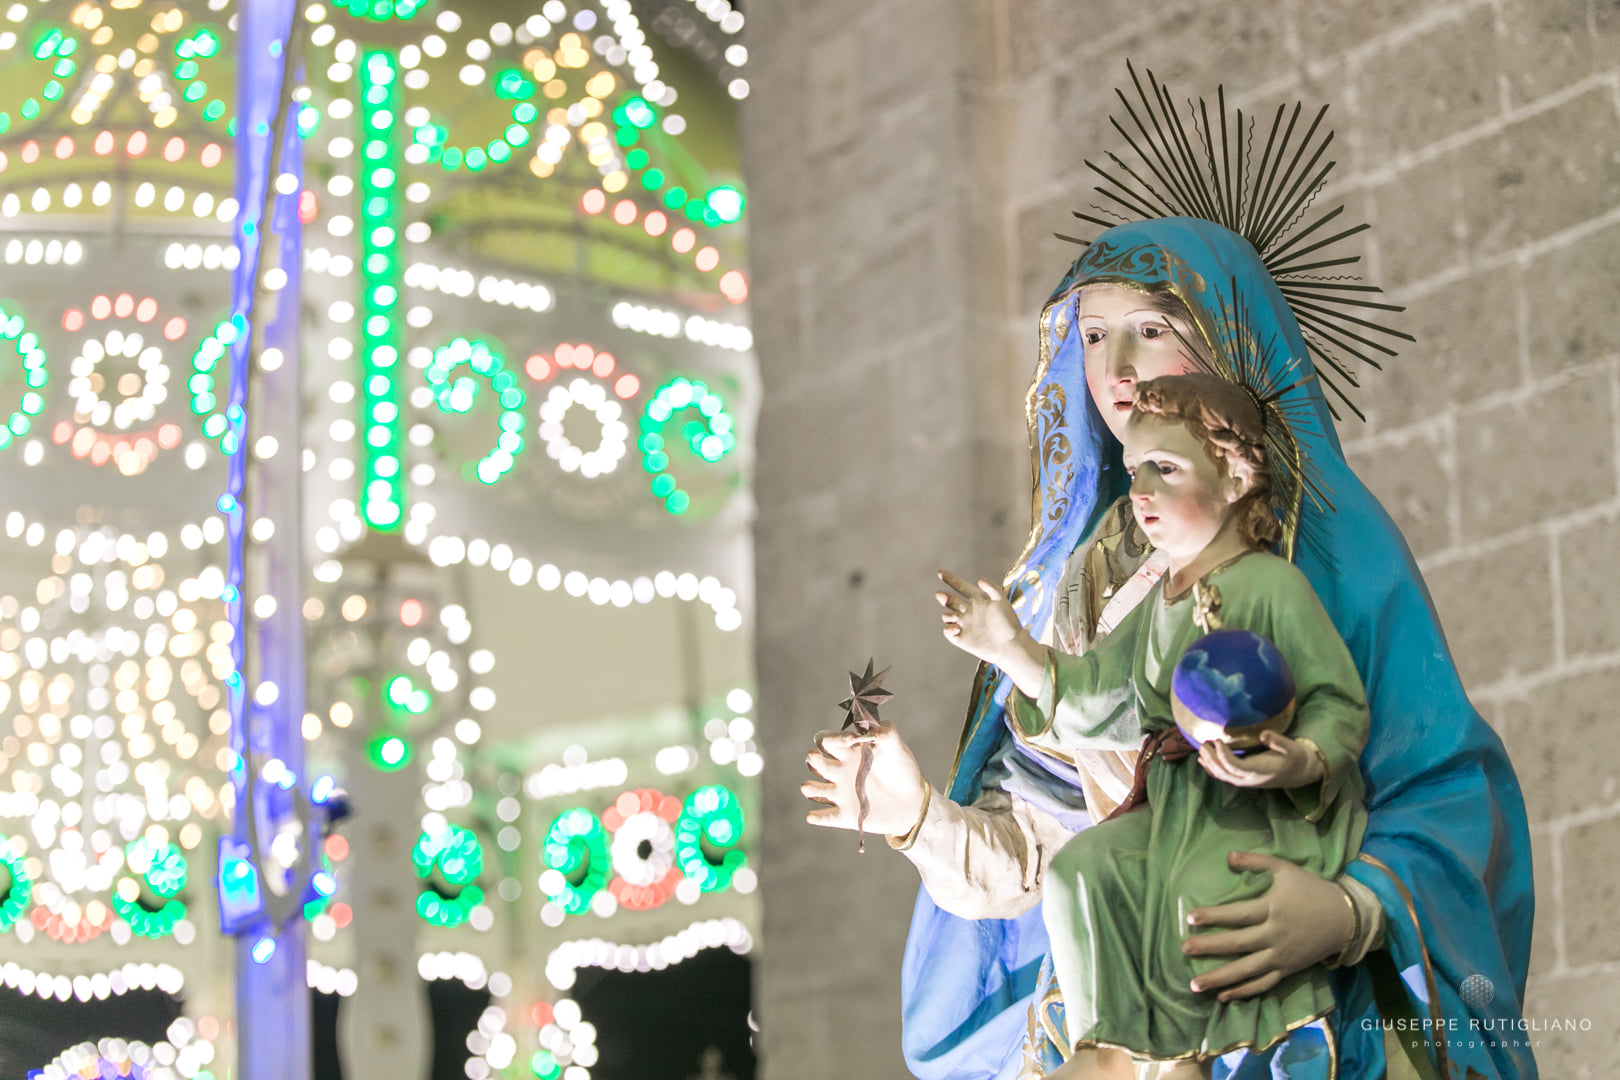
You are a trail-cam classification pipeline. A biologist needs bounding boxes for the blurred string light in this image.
[0,127,227,171]
[403,260,552,312]
[531,994,594,1079]
[167,27,230,126]
[51,294,188,475]
[29,1030,218,1080]
[419,540,745,631]
[3,237,85,265]
[611,302,753,353]
[0,837,31,929]
[0,300,46,452]
[639,377,735,515]
[579,187,747,297]
[526,751,627,799]
[340,0,427,22]
[543,916,753,990]
[703,688,762,777]
[425,338,525,485]
[358,49,407,530]
[683,0,747,36]
[112,835,189,939]
[303,1,746,301]
[602,788,680,911]
[0,128,239,218]
[674,785,746,894]
[417,952,517,1080]
[539,808,608,918]
[0,960,188,1000]
[524,342,639,402]
[0,516,232,947]
[538,378,626,479]
[537,783,750,924]
[466,1001,518,1079]
[163,242,241,271]
[306,958,359,996]
[410,62,542,172]
[412,822,485,927]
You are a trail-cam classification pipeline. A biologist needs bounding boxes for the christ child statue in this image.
[938,372,1369,1078]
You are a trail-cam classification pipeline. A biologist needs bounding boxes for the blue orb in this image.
[1170,629,1296,750]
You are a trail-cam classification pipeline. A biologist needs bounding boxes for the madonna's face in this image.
[1076,284,1202,443]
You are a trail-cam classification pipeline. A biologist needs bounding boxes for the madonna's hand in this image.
[1180,850,1354,1001]
[802,722,928,838]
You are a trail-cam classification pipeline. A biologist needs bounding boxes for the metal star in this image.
[836,659,893,853]
[839,660,893,734]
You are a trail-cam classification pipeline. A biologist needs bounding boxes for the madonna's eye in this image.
[1140,324,1167,340]
[1082,329,1105,345]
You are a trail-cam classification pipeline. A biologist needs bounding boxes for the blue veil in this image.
[900,219,1535,1080]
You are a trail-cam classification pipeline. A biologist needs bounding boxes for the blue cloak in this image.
[900,219,1536,1080]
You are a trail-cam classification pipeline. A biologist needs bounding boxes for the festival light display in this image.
[0,515,232,949]
[0,0,757,1074]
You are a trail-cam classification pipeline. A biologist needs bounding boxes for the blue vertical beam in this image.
[226,3,312,1079]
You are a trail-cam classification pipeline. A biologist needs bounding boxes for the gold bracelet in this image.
[1295,736,1331,786]
[1331,879,1361,968]
[889,784,932,852]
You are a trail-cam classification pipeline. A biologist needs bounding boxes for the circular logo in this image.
[1460,973,1495,1009]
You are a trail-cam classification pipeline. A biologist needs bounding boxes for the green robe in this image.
[1010,550,1369,1063]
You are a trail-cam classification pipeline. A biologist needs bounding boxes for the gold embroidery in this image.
[1355,853,1453,1080]
[1068,1007,1338,1074]
[1038,981,1070,1065]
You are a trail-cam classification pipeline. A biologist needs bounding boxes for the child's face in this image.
[1121,413,1244,562]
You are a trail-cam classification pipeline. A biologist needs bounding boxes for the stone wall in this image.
[744,1,1620,1076]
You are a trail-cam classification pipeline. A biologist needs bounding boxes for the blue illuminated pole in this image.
[221,2,313,1078]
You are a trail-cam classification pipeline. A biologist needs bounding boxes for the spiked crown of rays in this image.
[1059,62,1414,424]
[1187,285,1334,563]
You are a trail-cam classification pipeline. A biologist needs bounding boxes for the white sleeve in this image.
[889,778,1078,921]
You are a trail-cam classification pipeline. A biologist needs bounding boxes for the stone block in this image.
[1421,538,1553,690]
[1361,264,1523,432]
[808,225,956,362]
[1558,514,1620,657]
[1456,368,1613,540]
[1528,824,1559,977]
[858,0,957,108]
[1525,221,1620,374]
[1297,0,1429,62]
[805,27,863,154]
[1559,814,1620,966]
[803,102,957,272]
[1007,0,1156,75]
[1147,2,1295,97]
[1046,62,1146,190]
[1457,87,1620,258]
[1356,5,1501,161]
[1344,422,1453,559]
[1521,968,1620,1079]
[1561,518,1620,667]
[1018,192,1087,315]
[756,357,893,493]
[791,0,879,50]
[1597,0,1620,65]
[1369,151,1464,288]
[1500,669,1620,822]
[1496,0,1599,107]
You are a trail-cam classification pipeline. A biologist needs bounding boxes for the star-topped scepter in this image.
[839,660,894,853]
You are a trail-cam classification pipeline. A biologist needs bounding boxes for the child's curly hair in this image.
[1131,372,1281,550]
